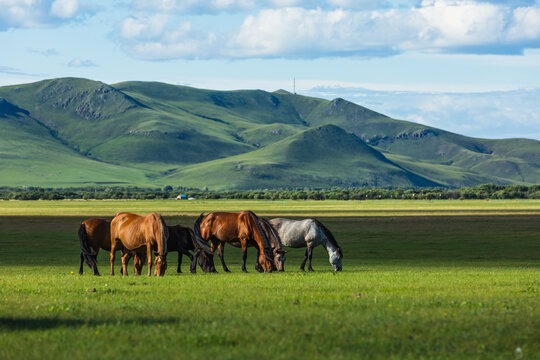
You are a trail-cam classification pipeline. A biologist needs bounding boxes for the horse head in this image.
[273,249,287,272]
[329,247,343,272]
[259,247,274,273]
[153,252,168,276]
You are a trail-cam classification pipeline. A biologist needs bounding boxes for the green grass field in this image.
[0,200,539,359]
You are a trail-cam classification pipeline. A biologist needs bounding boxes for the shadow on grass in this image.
[0,316,180,330]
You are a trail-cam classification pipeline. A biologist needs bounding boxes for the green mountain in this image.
[0,77,538,189]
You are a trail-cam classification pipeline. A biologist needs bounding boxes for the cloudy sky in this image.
[1,0,540,139]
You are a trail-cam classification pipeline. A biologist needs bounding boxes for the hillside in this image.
[0,77,538,189]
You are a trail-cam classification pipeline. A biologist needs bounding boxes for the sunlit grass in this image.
[0,201,539,359]
[0,199,539,217]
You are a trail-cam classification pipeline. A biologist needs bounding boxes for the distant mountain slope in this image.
[0,98,152,186]
[0,77,538,188]
[169,125,441,190]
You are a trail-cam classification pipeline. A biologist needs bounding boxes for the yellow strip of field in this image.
[0,199,539,217]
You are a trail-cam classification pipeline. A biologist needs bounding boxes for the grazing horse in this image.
[167,225,212,273]
[269,218,343,272]
[254,218,287,272]
[125,224,213,274]
[110,212,169,277]
[222,217,287,272]
[194,211,274,272]
[78,218,142,276]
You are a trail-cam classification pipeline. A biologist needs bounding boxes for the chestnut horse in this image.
[194,211,274,272]
[124,224,213,274]
[224,217,287,272]
[254,217,287,272]
[110,212,169,276]
[78,218,142,276]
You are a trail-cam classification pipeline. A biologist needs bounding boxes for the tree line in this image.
[0,184,539,201]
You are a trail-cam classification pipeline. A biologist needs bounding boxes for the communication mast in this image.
[293,77,296,94]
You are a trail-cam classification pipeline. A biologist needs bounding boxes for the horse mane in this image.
[259,217,282,250]
[312,218,343,258]
[245,211,273,261]
[153,213,168,255]
[78,223,97,269]
[187,227,213,255]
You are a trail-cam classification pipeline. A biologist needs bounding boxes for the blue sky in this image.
[1,0,540,139]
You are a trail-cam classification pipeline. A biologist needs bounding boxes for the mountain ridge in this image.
[0,77,538,189]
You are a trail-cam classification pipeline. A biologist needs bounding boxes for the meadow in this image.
[0,199,539,359]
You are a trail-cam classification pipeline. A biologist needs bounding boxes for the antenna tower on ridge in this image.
[293,77,296,94]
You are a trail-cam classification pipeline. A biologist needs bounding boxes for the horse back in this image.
[269,218,317,248]
[110,212,147,251]
[82,218,111,251]
[201,212,241,241]
[167,225,193,252]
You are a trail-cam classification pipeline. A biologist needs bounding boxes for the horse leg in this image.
[121,251,130,276]
[78,253,84,275]
[191,249,199,273]
[307,246,314,272]
[110,248,116,276]
[300,248,309,272]
[147,244,153,277]
[177,252,182,273]
[186,252,195,274]
[93,249,100,276]
[255,248,263,273]
[241,242,248,273]
[216,241,230,273]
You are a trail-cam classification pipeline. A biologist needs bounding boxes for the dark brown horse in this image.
[168,225,214,273]
[78,218,142,276]
[194,211,274,272]
[110,212,169,276]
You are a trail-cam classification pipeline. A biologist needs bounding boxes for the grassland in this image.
[0,200,539,359]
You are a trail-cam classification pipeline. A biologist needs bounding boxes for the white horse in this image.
[268,218,343,271]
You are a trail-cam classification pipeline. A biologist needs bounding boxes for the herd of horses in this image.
[78,210,343,276]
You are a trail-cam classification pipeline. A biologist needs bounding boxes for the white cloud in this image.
[68,57,97,67]
[0,0,97,30]
[117,1,540,59]
[50,0,78,18]
[130,0,390,14]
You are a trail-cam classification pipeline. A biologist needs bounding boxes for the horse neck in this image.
[319,230,338,256]
[246,214,269,250]
[154,214,167,255]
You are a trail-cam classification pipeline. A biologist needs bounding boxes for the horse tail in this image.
[188,227,213,255]
[78,223,97,269]
[193,213,205,240]
[312,219,343,258]
[246,211,273,260]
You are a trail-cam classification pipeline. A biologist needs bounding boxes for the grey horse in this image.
[269,218,343,271]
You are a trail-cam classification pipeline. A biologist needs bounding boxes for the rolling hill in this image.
[0,77,538,189]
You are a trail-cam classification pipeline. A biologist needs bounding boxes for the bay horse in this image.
[194,211,274,272]
[78,218,142,276]
[110,212,169,276]
[269,218,343,272]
